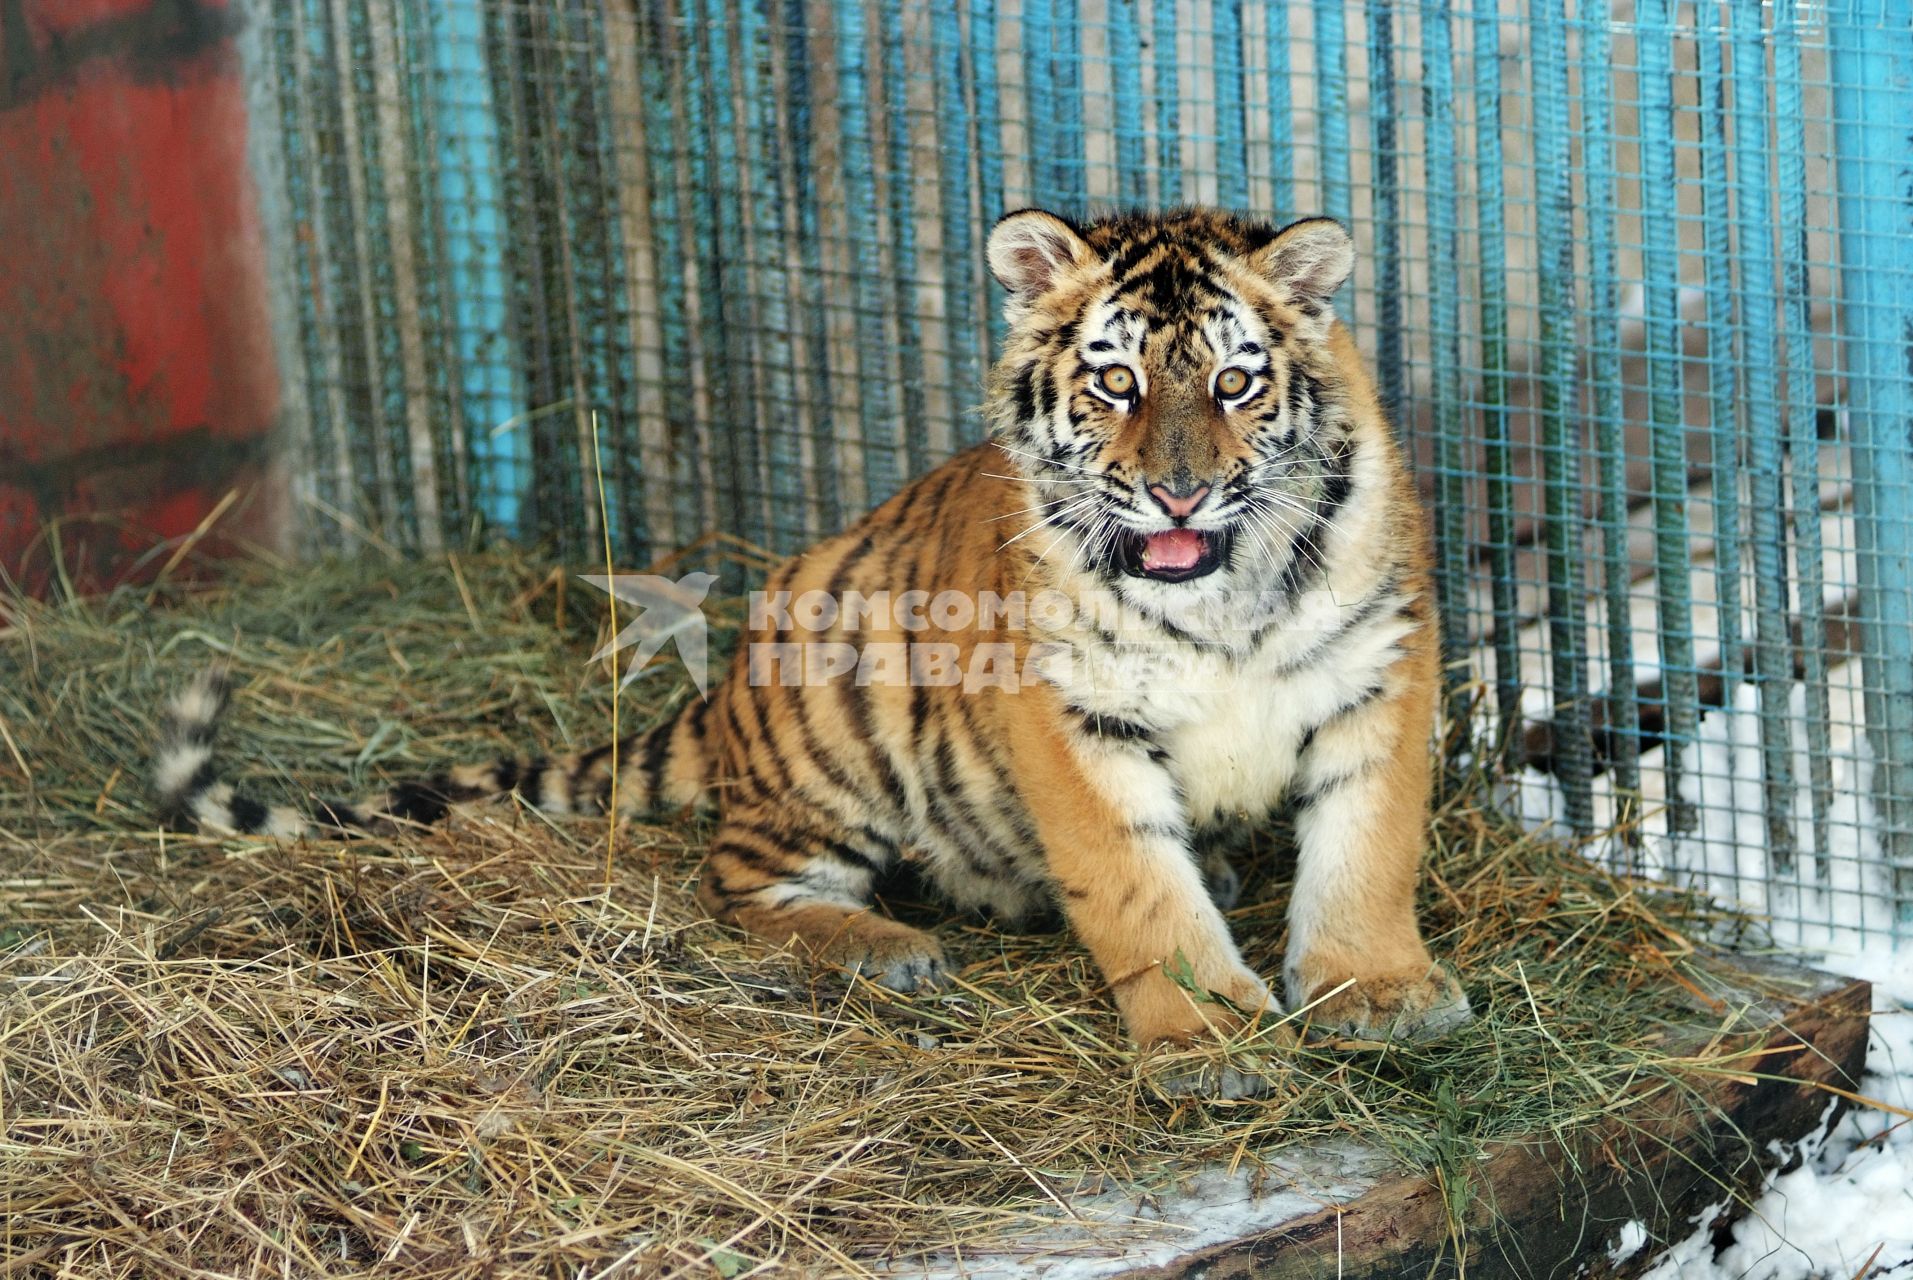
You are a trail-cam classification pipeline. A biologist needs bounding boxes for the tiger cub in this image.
[157,208,1469,1077]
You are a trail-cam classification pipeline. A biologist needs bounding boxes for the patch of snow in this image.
[1608,1219,1650,1265]
[896,1143,1390,1279]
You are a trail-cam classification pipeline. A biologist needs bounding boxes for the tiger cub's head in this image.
[985,207,1357,592]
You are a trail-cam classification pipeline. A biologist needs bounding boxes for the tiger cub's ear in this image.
[1252,217,1355,303]
[988,209,1094,303]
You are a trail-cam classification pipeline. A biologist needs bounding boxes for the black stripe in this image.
[1033,367,1058,421]
[383,781,452,826]
[1319,680,1388,726]
[781,686,874,822]
[1110,237,1158,282]
[521,757,563,807]
[1055,315,1082,353]
[1124,257,1210,312]
[723,695,791,798]
[1066,704,1155,743]
[700,865,739,900]
[685,693,714,740]
[851,823,897,856]
[638,722,673,796]
[573,740,618,776]
[721,817,889,880]
[706,838,784,874]
[1318,447,1355,518]
[954,719,1040,862]
[1275,443,1357,600]
[825,528,881,601]
[820,838,884,877]
[1008,363,1038,424]
[820,528,911,811]
[570,742,619,810]
[925,736,1014,876]
[313,798,366,832]
[1343,575,1402,629]
[889,464,946,525]
[947,684,1029,813]
[908,682,933,757]
[905,462,963,525]
[839,677,907,808]
[722,817,804,852]
[1291,763,1371,815]
[227,793,269,834]
[723,767,773,810]
[183,758,216,799]
[902,474,968,781]
[1122,604,1233,656]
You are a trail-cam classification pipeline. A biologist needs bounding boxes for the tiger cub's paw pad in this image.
[856,950,949,994]
[823,922,950,994]
[1299,963,1472,1043]
[1149,1058,1271,1101]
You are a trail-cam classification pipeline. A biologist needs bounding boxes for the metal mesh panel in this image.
[238,0,1913,942]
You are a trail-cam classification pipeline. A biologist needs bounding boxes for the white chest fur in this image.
[1058,583,1415,828]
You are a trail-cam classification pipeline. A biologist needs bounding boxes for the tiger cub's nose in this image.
[1147,482,1211,520]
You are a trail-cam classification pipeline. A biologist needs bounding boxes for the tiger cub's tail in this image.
[152,670,713,837]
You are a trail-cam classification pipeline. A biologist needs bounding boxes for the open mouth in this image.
[1120,527,1232,583]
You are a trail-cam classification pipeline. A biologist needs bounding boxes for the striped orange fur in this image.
[155,208,1469,1088]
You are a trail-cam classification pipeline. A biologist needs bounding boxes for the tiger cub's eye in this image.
[1215,367,1251,399]
[1097,366,1136,398]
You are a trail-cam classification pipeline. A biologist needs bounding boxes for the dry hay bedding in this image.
[0,552,1757,1277]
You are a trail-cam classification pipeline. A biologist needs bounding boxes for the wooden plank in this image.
[1121,961,1870,1280]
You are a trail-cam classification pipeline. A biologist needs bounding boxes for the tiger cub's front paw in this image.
[1119,959,1276,1048]
[1290,959,1471,1043]
[820,917,950,993]
[1134,969,1297,1100]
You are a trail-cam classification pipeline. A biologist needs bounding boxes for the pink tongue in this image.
[1142,528,1205,571]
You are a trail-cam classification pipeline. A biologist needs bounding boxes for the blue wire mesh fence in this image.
[237,0,1913,944]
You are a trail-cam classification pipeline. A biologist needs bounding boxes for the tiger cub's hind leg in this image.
[694,804,948,992]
